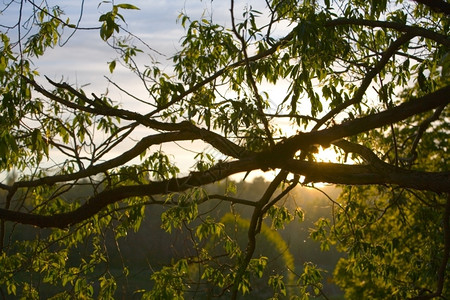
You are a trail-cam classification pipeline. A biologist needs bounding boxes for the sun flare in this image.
[314,146,340,163]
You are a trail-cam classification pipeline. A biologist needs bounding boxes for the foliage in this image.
[0,0,449,299]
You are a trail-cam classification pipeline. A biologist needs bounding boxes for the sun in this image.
[234,146,343,184]
[274,117,342,164]
[314,146,340,163]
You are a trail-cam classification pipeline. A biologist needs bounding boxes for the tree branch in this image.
[278,160,450,193]
[413,0,450,16]
[26,76,249,160]
[2,85,447,228]
[0,159,260,228]
[1,156,448,228]
[332,139,387,167]
[409,194,450,299]
[277,85,450,156]
[402,105,446,164]
[230,0,275,147]
[231,169,288,300]
[326,18,450,47]
[147,26,297,117]
[313,32,416,130]
[10,131,199,189]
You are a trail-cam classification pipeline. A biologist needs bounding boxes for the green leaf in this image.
[109,60,116,73]
[115,3,140,10]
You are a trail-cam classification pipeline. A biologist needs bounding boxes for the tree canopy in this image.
[0,0,449,299]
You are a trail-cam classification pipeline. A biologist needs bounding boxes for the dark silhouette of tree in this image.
[0,1,448,298]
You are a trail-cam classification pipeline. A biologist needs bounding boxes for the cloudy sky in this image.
[34,1,227,92]
[2,1,335,180]
[3,0,289,109]
[32,1,263,87]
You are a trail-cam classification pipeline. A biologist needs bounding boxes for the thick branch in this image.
[2,85,448,227]
[326,18,450,47]
[26,76,190,132]
[3,123,246,192]
[277,160,450,193]
[332,139,388,167]
[1,158,448,228]
[276,85,450,156]
[413,0,450,16]
[10,131,198,189]
[27,76,249,160]
[0,159,259,228]
[4,82,448,229]
[231,169,288,300]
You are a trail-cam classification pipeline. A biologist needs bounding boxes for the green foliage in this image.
[99,3,139,41]
[144,259,188,299]
[297,262,325,299]
[324,186,450,299]
[0,0,448,299]
[267,205,296,229]
[219,213,298,296]
[195,216,225,241]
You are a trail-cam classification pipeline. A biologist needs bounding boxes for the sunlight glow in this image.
[314,146,340,163]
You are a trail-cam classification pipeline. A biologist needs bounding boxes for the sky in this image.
[1,0,339,182]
